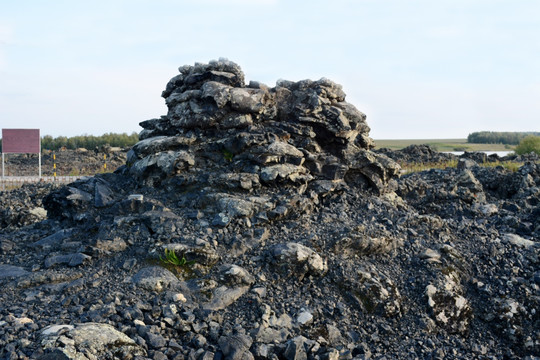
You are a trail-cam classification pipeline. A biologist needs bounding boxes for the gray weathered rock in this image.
[32,228,76,249]
[219,264,255,287]
[271,242,327,279]
[333,264,402,317]
[0,264,29,279]
[219,333,254,360]
[283,336,309,360]
[457,158,478,170]
[94,181,115,208]
[203,285,250,311]
[502,233,537,248]
[296,310,313,326]
[40,322,146,358]
[131,266,181,292]
[129,150,195,184]
[335,225,403,256]
[425,271,472,334]
[44,253,91,268]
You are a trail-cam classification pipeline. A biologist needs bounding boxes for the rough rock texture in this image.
[127,58,399,198]
[40,322,146,358]
[0,60,539,359]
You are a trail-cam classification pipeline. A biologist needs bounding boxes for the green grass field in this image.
[373,139,514,152]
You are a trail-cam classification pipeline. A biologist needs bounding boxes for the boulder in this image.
[271,242,327,279]
[425,270,472,335]
[219,333,254,360]
[131,266,181,292]
[0,265,29,279]
[40,322,146,358]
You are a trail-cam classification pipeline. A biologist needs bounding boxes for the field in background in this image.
[373,138,514,152]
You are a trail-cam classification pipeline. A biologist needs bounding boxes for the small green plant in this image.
[222,149,234,162]
[160,248,194,267]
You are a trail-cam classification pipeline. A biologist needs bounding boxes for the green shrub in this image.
[514,136,540,156]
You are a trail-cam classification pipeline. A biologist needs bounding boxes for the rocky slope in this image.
[0,60,538,360]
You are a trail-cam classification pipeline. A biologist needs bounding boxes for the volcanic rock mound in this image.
[42,59,396,231]
[128,59,398,193]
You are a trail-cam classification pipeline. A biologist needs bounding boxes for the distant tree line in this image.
[467,131,540,145]
[41,132,139,150]
[0,132,139,151]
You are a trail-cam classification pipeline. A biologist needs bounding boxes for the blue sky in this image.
[1,0,539,139]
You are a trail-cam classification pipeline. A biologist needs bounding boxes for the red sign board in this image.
[2,129,41,154]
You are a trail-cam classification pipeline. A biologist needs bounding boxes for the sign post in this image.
[1,129,41,180]
[53,153,57,180]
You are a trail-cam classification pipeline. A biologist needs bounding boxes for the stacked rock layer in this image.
[128,59,399,198]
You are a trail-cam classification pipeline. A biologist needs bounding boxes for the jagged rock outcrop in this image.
[127,58,399,200]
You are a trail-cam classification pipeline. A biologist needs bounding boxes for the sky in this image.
[0,0,539,139]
